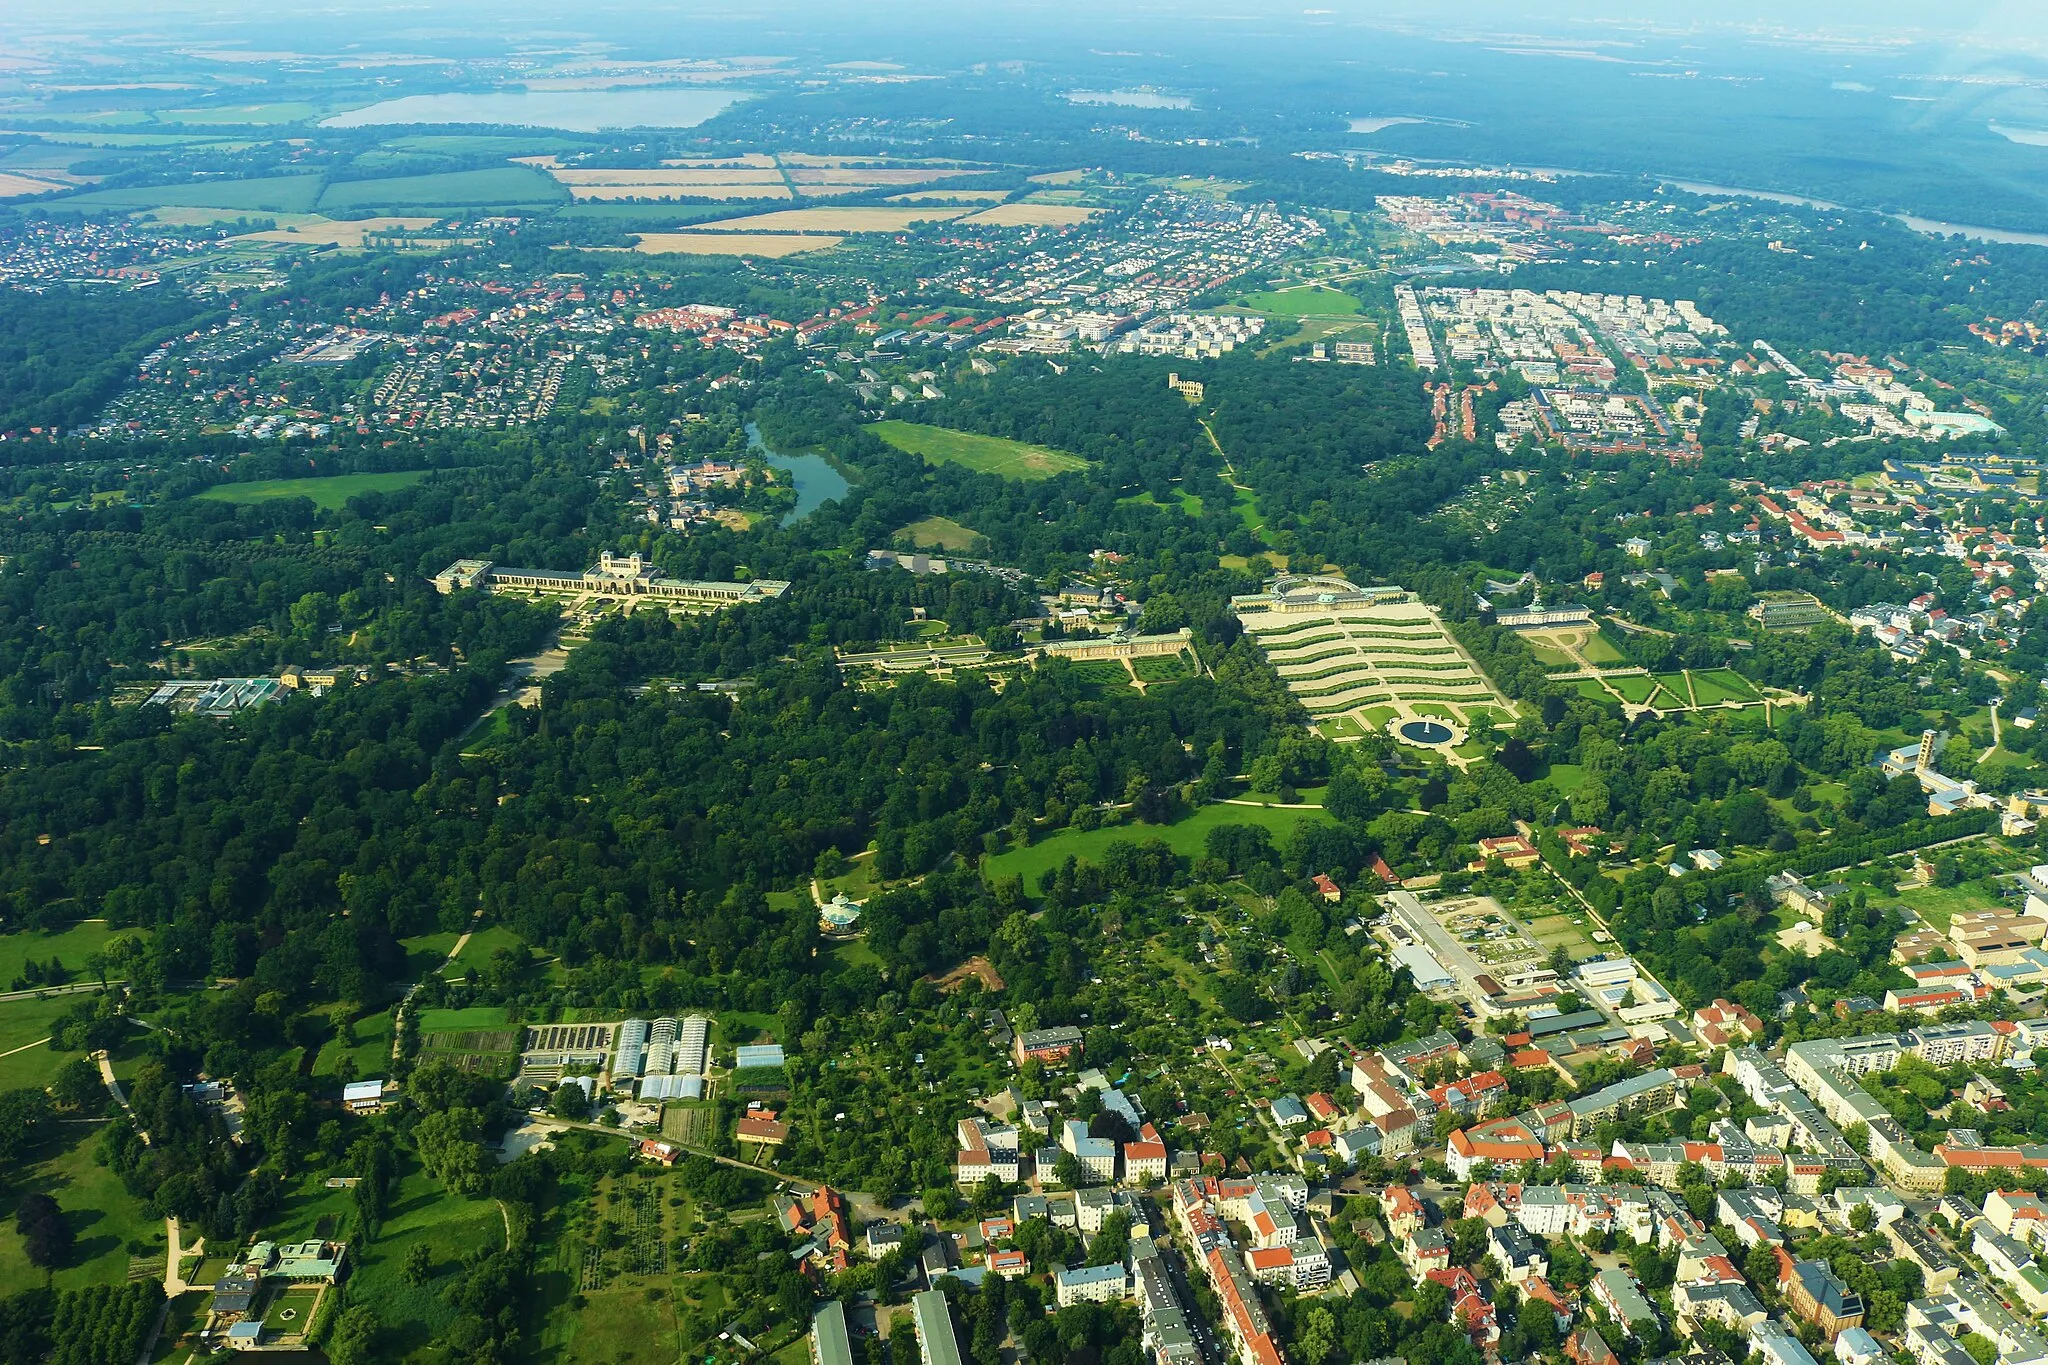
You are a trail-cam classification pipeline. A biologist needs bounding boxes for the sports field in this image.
[984,802,1333,894]
[196,471,427,510]
[869,420,1088,480]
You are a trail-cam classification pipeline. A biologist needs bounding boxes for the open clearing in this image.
[984,802,1333,894]
[196,471,427,510]
[962,203,1100,227]
[631,233,839,257]
[869,420,1088,480]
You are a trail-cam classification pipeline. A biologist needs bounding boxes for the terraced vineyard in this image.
[1240,590,1515,745]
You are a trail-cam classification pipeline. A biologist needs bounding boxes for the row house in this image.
[1446,1119,1548,1179]
[1245,1238,1332,1292]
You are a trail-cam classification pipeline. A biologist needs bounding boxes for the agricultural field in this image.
[961,203,1100,227]
[984,801,1332,894]
[1240,589,1513,748]
[230,215,441,248]
[888,188,1010,203]
[51,173,325,214]
[631,233,840,257]
[868,419,1088,479]
[194,471,428,510]
[693,206,966,233]
[317,166,568,212]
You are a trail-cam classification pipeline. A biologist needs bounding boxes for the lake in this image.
[747,422,849,525]
[324,88,747,133]
[1066,89,1192,110]
[1662,178,2048,250]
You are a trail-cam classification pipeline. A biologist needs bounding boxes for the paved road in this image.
[520,1115,807,1189]
[393,909,484,1060]
[95,1050,148,1143]
[0,980,118,1004]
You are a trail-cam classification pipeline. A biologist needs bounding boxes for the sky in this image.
[13,0,2048,65]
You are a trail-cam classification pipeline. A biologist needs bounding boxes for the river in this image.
[1661,178,2048,249]
[746,422,850,525]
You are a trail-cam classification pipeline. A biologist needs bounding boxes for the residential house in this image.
[1779,1252,1867,1339]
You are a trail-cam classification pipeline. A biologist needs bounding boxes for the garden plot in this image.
[1243,594,1513,742]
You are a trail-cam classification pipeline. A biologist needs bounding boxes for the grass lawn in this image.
[1896,882,2004,933]
[195,471,428,511]
[984,802,1334,894]
[550,1284,677,1363]
[0,1123,164,1296]
[1647,685,1689,711]
[1119,489,1204,518]
[0,992,100,1084]
[417,1005,510,1034]
[1132,653,1194,683]
[150,1291,207,1363]
[868,420,1088,480]
[896,515,982,551]
[1231,784,1327,808]
[830,940,884,971]
[312,1009,394,1079]
[1575,678,1621,703]
[1320,715,1367,739]
[461,706,518,749]
[343,1161,507,1359]
[0,922,147,990]
[446,924,533,975]
[400,930,461,978]
[1608,674,1659,704]
[260,1284,322,1332]
[1692,668,1760,703]
[1360,705,1399,728]
[1580,634,1627,664]
[1543,763,1588,795]
[1528,644,1575,668]
[715,1012,781,1050]
[821,852,882,904]
[1236,286,1362,316]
